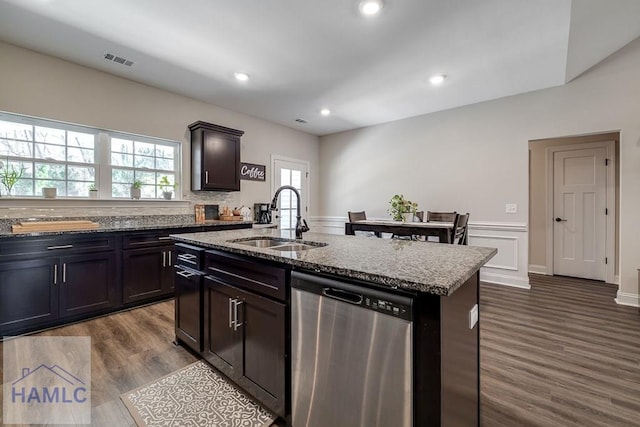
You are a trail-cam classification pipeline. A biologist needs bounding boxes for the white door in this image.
[272,157,309,231]
[553,147,607,280]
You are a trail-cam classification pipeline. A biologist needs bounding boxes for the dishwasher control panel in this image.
[364,297,411,320]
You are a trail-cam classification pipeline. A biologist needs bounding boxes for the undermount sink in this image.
[229,237,327,252]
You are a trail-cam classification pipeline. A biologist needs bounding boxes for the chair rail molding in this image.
[309,216,530,289]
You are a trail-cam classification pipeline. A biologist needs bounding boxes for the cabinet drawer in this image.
[204,250,286,301]
[0,235,115,259]
[175,243,205,271]
[122,227,202,249]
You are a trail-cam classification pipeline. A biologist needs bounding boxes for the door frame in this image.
[270,154,311,217]
[545,140,616,283]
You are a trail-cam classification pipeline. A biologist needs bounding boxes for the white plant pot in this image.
[89,190,98,199]
[42,187,57,198]
[130,187,141,200]
[402,212,414,223]
[162,191,173,200]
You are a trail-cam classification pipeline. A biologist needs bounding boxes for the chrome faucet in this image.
[270,185,309,239]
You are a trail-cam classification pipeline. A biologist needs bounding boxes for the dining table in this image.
[345,219,455,243]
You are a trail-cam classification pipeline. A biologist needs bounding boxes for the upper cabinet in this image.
[189,121,244,191]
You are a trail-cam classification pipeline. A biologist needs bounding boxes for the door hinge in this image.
[605,158,609,166]
[605,257,608,264]
[605,208,608,215]
[306,172,309,178]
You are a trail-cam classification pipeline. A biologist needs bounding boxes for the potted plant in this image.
[388,194,418,222]
[130,179,142,200]
[88,184,98,198]
[159,176,175,200]
[0,158,26,197]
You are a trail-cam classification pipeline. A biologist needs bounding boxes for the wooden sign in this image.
[240,162,266,181]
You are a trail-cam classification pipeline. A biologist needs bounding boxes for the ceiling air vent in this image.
[295,118,308,124]
[103,52,134,67]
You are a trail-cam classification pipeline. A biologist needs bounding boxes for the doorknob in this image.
[555,217,567,222]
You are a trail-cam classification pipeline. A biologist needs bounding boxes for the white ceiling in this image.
[1,0,639,136]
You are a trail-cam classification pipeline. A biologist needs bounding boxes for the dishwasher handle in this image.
[322,287,363,305]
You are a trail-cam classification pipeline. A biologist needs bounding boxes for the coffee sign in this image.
[240,162,266,181]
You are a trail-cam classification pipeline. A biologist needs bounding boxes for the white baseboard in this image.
[480,270,531,289]
[528,264,548,275]
[615,291,640,307]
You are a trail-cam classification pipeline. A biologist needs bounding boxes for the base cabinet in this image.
[122,245,174,303]
[175,266,204,352]
[203,276,286,416]
[0,258,59,333]
[0,252,117,334]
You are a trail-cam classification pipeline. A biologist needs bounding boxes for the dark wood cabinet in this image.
[174,265,204,352]
[0,248,117,335]
[0,258,59,333]
[189,121,243,191]
[203,276,286,416]
[200,250,288,417]
[122,245,174,304]
[59,253,117,318]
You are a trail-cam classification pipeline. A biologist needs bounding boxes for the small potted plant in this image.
[88,184,98,198]
[388,194,418,222]
[159,176,175,200]
[130,179,142,200]
[0,158,26,197]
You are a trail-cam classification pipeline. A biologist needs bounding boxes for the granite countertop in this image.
[0,215,254,238]
[170,228,497,296]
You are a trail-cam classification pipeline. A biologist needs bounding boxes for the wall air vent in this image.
[103,52,134,67]
[295,118,308,124]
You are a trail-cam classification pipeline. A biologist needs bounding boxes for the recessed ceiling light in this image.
[429,74,447,85]
[359,0,383,16]
[234,72,250,82]
[320,108,331,116]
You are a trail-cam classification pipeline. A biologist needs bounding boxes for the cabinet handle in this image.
[53,264,58,285]
[178,253,197,261]
[205,170,209,184]
[233,300,244,331]
[47,244,73,250]
[168,251,172,266]
[62,263,66,284]
[176,269,196,279]
[162,251,166,267]
[229,298,235,328]
[158,236,172,240]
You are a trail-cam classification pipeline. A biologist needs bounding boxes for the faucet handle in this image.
[302,219,310,232]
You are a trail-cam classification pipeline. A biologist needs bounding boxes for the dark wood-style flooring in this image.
[1,274,639,426]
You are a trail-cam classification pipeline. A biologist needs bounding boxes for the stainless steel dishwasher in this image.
[291,271,413,427]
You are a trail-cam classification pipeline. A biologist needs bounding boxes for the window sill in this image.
[0,197,190,209]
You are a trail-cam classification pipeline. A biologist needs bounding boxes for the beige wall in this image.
[0,41,320,217]
[319,37,640,302]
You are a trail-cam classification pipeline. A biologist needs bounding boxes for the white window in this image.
[0,112,180,199]
[110,136,178,198]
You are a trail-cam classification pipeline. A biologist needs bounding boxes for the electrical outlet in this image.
[469,304,479,329]
[505,203,517,214]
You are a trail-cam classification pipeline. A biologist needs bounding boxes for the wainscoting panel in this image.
[308,217,530,289]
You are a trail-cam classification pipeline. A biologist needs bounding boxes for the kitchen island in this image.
[171,228,496,426]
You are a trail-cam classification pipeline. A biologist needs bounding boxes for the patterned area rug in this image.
[121,360,275,427]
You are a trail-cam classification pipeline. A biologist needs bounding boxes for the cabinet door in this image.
[237,288,287,417]
[175,269,202,352]
[0,258,58,334]
[59,253,117,318]
[122,246,173,304]
[202,276,242,378]
[202,131,240,191]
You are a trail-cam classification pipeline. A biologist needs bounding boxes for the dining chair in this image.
[451,213,470,245]
[426,211,457,222]
[348,211,367,222]
[348,211,378,237]
[414,211,424,222]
